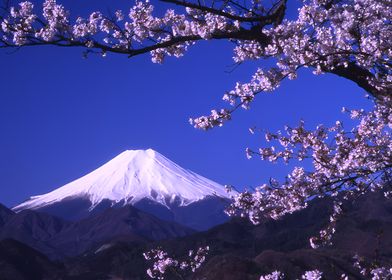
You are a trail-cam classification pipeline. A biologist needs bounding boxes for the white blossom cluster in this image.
[260,271,285,280]
[143,246,209,279]
[309,201,342,249]
[353,254,392,280]
[226,96,391,246]
[259,270,323,280]
[260,267,392,280]
[143,248,177,279]
[301,270,323,280]
[260,269,392,280]
[370,268,392,280]
[260,270,284,280]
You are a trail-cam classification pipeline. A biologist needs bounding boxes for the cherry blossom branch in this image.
[143,246,209,279]
[226,97,391,246]
[1,0,389,105]
[353,254,392,279]
[260,270,326,280]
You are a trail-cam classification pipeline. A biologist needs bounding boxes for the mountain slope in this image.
[2,191,391,279]
[0,210,72,259]
[0,204,14,227]
[0,238,62,280]
[68,191,392,279]
[0,205,194,259]
[50,204,195,257]
[13,149,233,230]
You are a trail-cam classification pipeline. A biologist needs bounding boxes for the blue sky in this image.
[0,0,371,207]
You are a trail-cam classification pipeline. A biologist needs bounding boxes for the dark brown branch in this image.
[329,62,388,100]
[126,27,269,57]
[159,0,282,25]
[0,26,271,57]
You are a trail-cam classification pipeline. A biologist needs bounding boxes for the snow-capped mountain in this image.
[13,149,233,230]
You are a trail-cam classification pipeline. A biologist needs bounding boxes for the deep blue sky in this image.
[0,0,371,207]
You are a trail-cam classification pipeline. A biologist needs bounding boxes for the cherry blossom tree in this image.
[226,99,391,248]
[1,0,391,278]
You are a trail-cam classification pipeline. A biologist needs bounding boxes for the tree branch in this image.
[329,62,389,100]
[159,0,279,24]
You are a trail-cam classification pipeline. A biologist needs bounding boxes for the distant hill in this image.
[0,238,62,280]
[0,204,194,259]
[0,204,14,228]
[68,191,392,279]
[2,190,391,279]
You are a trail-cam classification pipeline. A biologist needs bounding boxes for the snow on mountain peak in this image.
[14,149,231,212]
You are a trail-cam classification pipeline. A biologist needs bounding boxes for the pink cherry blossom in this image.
[143,246,209,279]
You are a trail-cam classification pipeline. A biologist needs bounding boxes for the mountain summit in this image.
[13,149,232,230]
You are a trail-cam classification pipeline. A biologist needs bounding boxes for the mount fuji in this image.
[13,149,233,230]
